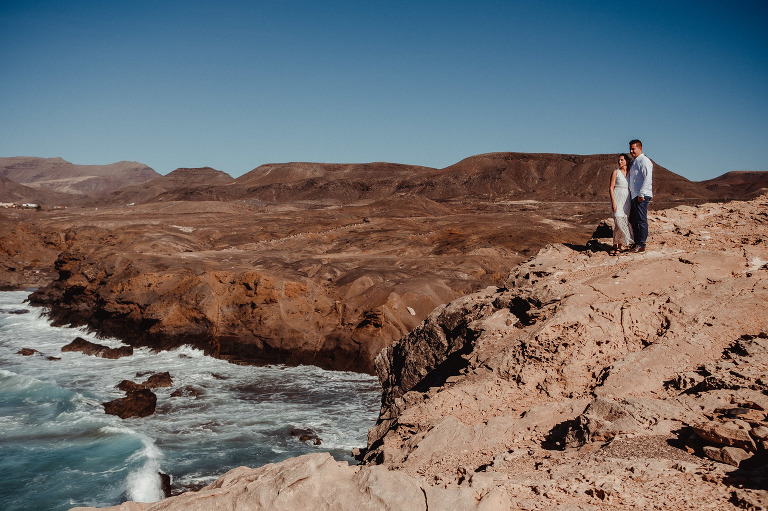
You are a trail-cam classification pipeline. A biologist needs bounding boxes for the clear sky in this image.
[1,0,766,180]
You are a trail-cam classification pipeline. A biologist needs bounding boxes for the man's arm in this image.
[637,156,652,202]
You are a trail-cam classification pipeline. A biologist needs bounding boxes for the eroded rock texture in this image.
[21,197,602,373]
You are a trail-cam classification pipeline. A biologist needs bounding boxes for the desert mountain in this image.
[0,157,160,200]
[95,167,234,206]
[0,174,75,205]
[2,153,765,207]
[701,171,768,199]
[439,152,714,201]
[118,153,724,206]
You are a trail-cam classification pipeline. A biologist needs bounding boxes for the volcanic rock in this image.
[61,337,133,359]
[141,372,173,388]
[290,427,322,445]
[103,389,157,419]
[159,473,172,499]
[170,386,203,398]
[117,372,173,392]
[16,348,40,356]
[2,308,30,314]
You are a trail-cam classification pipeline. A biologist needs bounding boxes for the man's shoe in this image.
[631,245,645,253]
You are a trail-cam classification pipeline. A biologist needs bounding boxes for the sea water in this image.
[0,291,381,511]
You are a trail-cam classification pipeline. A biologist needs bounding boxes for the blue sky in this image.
[1,0,766,180]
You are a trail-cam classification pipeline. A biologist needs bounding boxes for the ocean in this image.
[0,291,381,511]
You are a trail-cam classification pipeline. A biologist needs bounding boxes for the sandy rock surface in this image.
[73,197,768,510]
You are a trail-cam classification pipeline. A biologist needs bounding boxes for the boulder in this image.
[142,372,173,388]
[170,386,203,398]
[702,445,751,467]
[62,337,105,356]
[61,337,133,359]
[290,427,322,445]
[117,372,173,392]
[693,421,757,452]
[103,389,157,419]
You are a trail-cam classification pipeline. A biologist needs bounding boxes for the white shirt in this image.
[629,153,653,199]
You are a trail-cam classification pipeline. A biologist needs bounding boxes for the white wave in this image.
[126,435,165,503]
[169,345,207,358]
[100,425,138,436]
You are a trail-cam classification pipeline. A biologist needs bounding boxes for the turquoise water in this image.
[0,291,381,511]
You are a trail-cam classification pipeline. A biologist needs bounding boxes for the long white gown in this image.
[612,169,634,247]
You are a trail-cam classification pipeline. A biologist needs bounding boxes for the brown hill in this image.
[435,152,713,201]
[0,157,160,198]
[0,175,75,206]
[98,167,234,205]
[235,161,433,187]
[701,171,768,199]
[137,153,717,207]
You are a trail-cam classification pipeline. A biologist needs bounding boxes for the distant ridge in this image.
[2,153,765,207]
[98,167,234,205]
[701,171,768,199]
[0,157,160,200]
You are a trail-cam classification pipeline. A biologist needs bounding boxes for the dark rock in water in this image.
[1,308,30,315]
[62,337,105,356]
[16,348,40,356]
[143,372,173,388]
[290,427,322,445]
[159,472,172,498]
[61,336,133,359]
[46,356,61,361]
[103,389,157,418]
[116,379,145,392]
[170,385,203,398]
[100,346,133,359]
[117,372,173,393]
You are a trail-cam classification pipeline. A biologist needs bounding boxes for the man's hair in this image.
[629,139,643,148]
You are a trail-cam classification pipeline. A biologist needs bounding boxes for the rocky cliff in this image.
[71,195,768,510]
[21,193,604,373]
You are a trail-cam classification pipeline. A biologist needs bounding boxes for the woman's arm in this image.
[609,169,618,212]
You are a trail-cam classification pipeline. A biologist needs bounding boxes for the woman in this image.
[609,153,634,255]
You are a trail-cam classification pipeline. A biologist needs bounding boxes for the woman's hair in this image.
[618,153,631,166]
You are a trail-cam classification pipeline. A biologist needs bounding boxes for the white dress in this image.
[612,169,634,247]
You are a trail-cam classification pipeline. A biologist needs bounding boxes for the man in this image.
[628,139,652,253]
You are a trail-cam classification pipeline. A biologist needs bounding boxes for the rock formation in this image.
[20,195,603,373]
[71,195,768,510]
[62,337,133,359]
[103,389,157,419]
[103,373,173,419]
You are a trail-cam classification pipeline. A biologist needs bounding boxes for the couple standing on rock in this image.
[609,139,653,255]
